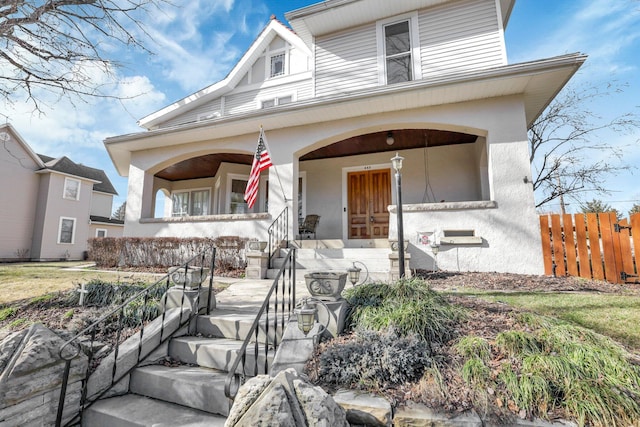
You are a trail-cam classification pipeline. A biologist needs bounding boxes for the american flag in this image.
[244,128,273,209]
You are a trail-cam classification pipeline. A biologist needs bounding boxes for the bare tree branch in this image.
[529,82,640,209]
[0,0,170,112]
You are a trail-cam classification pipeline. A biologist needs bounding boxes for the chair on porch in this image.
[299,214,320,239]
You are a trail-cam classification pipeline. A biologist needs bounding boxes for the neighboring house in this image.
[0,124,124,261]
[105,0,586,274]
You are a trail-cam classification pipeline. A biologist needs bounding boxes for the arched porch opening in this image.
[150,152,271,218]
[296,127,486,241]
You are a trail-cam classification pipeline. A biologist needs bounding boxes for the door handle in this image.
[370,216,374,223]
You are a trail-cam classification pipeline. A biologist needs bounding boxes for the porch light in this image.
[391,152,403,171]
[386,131,395,146]
[347,262,361,286]
[392,152,406,279]
[295,299,317,336]
[295,297,330,337]
[347,261,369,286]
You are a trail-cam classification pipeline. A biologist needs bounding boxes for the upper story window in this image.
[377,13,422,85]
[171,189,210,217]
[270,53,286,77]
[63,177,81,200]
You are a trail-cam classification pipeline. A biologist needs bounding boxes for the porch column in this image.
[268,160,296,241]
[124,164,154,236]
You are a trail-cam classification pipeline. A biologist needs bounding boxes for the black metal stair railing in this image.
[268,207,289,268]
[55,248,216,427]
[224,248,296,401]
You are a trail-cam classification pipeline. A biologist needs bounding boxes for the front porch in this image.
[120,98,543,275]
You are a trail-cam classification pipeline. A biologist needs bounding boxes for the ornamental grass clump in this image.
[344,278,465,345]
[455,313,640,426]
[310,328,432,390]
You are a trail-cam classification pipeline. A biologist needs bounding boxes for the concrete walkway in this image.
[214,276,311,310]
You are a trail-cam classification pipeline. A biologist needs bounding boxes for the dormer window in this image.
[377,13,422,85]
[270,53,286,77]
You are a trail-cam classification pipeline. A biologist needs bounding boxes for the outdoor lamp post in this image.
[391,152,405,279]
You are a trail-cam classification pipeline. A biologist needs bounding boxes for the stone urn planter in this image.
[247,241,268,252]
[304,272,347,301]
[168,266,210,289]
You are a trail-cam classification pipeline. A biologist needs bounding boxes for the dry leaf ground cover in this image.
[307,272,640,426]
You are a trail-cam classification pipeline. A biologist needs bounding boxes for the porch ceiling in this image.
[300,129,476,161]
[156,129,476,181]
[155,153,253,181]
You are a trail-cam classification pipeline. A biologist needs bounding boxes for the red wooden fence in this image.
[539,212,640,284]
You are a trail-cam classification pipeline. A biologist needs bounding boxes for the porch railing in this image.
[268,207,289,268]
[224,248,296,401]
[55,249,216,427]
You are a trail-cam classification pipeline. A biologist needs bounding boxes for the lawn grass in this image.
[461,291,640,352]
[0,262,160,305]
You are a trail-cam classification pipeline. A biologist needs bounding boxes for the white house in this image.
[105,0,585,275]
[0,124,124,261]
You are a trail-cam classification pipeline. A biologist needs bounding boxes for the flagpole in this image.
[260,126,290,203]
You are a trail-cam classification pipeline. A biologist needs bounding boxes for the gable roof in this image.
[138,17,311,130]
[38,155,118,195]
[0,124,46,169]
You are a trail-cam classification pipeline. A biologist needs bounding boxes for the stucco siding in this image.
[0,140,40,260]
[419,0,506,78]
[314,24,379,98]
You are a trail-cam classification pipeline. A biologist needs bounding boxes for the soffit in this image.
[156,153,253,181]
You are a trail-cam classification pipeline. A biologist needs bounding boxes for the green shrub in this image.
[344,278,464,344]
[314,329,432,390]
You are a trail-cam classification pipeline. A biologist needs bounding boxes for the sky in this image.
[2,0,639,216]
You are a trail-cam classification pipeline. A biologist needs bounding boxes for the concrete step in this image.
[196,309,287,342]
[273,252,390,270]
[266,268,390,282]
[291,239,390,249]
[82,393,226,427]
[129,365,230,416]
[169,336,274,375]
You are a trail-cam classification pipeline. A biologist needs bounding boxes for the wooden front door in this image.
[348,169,391,239]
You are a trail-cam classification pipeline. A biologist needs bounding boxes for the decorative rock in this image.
[333,389,392,427]
[225,368,348,427]
[226,375,272,426]
[294,379,349,427]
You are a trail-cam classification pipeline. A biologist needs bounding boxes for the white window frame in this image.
[63,177,81,200]
[258,92,296,109]
[266,44,290,79]
[170,188,211,217]
[58,217,76,244]
[376,12,422,85]
[226,173,250,214]
[95,228,107,238]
